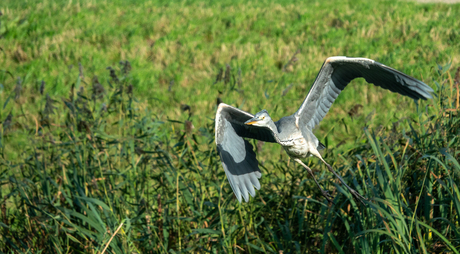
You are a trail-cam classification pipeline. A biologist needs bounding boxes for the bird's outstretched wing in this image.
[294,56,434,130]
[215,103,276,202]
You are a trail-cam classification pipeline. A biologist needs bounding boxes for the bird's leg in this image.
[310,150,367,204]
[294,158,334,204]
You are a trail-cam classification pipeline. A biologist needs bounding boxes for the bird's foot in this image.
[321,190,335,204]
[349,189,367,205]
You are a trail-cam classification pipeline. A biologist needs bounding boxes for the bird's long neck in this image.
[266,120,282,143]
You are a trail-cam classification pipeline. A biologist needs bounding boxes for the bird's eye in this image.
[260,116,265,120]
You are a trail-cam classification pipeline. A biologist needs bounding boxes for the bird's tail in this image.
[317,141,326,150]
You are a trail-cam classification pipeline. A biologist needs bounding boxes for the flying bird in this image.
[215,56,433,203]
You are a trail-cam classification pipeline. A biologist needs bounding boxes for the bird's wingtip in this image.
[236,195,242,203]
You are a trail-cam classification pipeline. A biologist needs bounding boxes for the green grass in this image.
[0,0,459,253]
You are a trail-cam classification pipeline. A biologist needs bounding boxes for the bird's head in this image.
[244,110,272,127]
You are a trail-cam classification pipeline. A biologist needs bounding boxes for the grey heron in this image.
[215,56,433,204]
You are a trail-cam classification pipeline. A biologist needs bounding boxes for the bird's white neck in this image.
[265,120,282,144]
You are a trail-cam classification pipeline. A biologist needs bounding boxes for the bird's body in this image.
[282,129,318,159]
[215,56,433,203]
[268,115,319,158]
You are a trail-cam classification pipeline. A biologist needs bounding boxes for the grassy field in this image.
[1,0,460,253]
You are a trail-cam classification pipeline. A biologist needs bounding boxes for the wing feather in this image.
[215,103,275,202]
[295,56,433,130]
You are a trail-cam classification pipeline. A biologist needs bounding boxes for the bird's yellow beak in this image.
[245,121,257,125]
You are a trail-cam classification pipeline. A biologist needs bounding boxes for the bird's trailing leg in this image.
[294,158,334,204]
[310,150,367,205]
